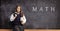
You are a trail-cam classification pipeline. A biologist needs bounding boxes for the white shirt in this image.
[10,13,26,24]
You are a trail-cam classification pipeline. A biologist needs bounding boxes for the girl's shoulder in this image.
[11,12,17,15]
[15,12,17,13]
[13,12,17,14]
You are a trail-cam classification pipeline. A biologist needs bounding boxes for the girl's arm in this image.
[10,13,17,22]
[20,15,26,25]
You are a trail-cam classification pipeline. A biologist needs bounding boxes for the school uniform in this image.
[10,12,26,31]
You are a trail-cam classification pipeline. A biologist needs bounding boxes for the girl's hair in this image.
[15,5,24,17]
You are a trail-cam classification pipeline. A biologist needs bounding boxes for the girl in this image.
[10,5,26,31]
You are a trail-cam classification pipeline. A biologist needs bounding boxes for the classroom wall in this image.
[0,0,60,29]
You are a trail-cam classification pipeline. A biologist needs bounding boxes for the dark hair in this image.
[15,5,24,17]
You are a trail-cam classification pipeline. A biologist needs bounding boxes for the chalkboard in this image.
[0,0,60,29]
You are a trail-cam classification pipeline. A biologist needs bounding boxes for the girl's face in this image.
[17,6,21,13]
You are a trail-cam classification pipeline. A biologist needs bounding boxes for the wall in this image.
[0,0,60,29]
